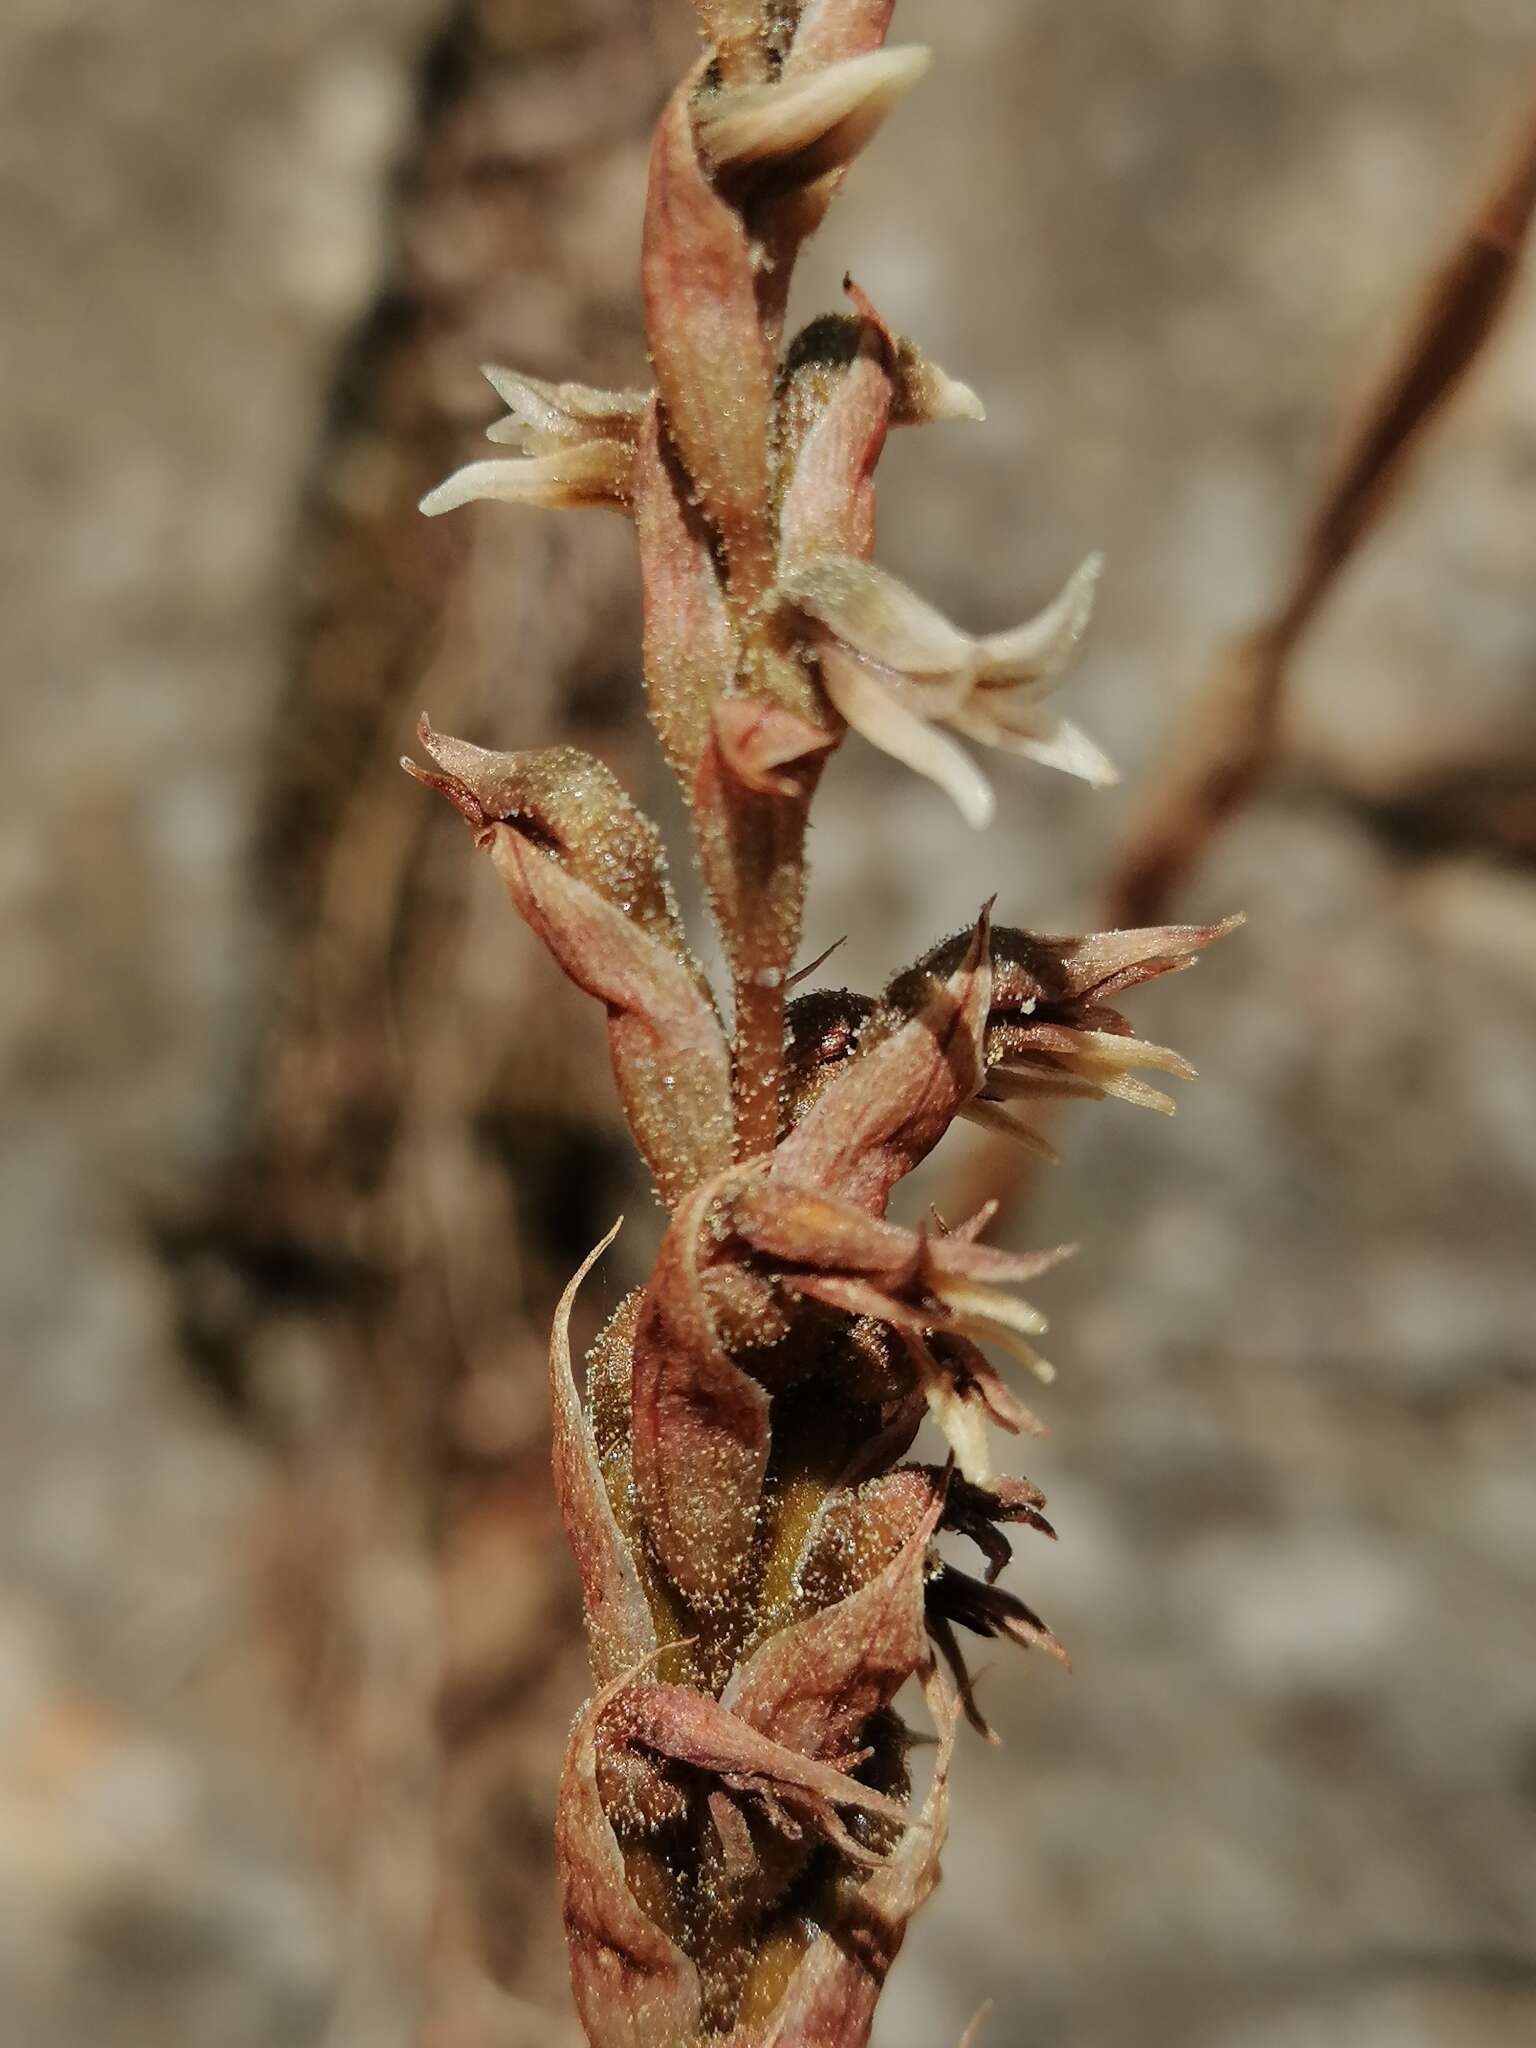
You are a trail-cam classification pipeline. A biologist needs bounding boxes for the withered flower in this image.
[970,916,1246,1149]
[405,5,1240,2043]
[404,719,733,1207]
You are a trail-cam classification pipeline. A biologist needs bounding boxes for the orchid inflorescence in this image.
[407,5,1237,2041]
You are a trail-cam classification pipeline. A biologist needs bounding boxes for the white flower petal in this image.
[1090,1072,1178,1115]
[419,441,632,518]
[892,350,986,427]
[924,1376,993,1485]
[993,715,1120,789]
[698,46,932,182]
[817,644,996,830]
[914,364,985,424]
[937,1281,1050,1340]
[974,552,1103,683]
[1056,1029,1198,1080]
[952,1317,1059,1385]
[985,1064,1107,1104]
[481,367,645,450]
[785,556,975,677]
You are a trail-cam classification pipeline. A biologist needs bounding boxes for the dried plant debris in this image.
[407,4,1238,2041]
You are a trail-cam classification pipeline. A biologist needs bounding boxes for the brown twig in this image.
[1108,76,1536,932]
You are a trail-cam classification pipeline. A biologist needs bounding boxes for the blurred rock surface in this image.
[1,3,1533,2046]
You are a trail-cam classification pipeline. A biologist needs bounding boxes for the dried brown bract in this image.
[407,5,1238,2041]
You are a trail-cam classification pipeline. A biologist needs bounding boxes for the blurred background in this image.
[2,2,1534,2044]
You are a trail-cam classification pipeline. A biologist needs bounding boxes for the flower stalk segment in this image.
[407,4,1239,2041]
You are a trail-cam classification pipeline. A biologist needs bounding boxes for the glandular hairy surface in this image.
[409,4,1238,2041]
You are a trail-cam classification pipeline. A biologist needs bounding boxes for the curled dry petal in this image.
[941,1471,1056,1584]
[403,723,733,1208]
[774,906,993,1214]
[618,1682,911,1868]
[644,67,777,604]
[1042,915,1247,1003]
[630,1171,773,1624]
[556,1672,703,2048]
[784,552,1114,827]
[550,1225,658,1688]
[934,1567,1070,1666]
[698,47,932,192]
[927,1566,1070,1742]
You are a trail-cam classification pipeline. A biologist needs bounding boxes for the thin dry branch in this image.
[1108,77,1536,931]
[948,77,1536,1232]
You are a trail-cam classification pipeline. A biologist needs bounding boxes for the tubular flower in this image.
[419,367,646,518]
[783,550,1113,827]
[405,4,1242,2042]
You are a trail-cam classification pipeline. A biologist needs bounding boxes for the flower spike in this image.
[406,2,1241,2035]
